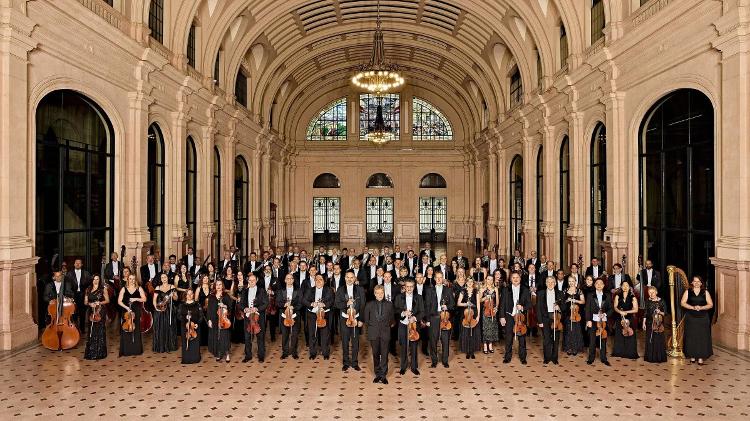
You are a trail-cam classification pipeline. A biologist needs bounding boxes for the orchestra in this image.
[37,244,714,385]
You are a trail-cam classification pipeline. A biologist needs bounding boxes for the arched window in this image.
[591,0,605,44]
[35,90,114,278]
[147,123,165,260]
[560,24,569,69]
[509,67,523,109]
[307,98,347,141]
[412,98,453,141]
[419,197,447,244]
[559,137,570,268]
[639,89,714,291]
[187,24,196,68]
[366,173,393,188]
[536,51,543,90]
[419,173,447,188]
[509,155,523,254]
[235,70,247,108]
[313,173,341,188]
[186,136,197,250]
[213,147,221,260]
[148,0,164,43]
[590,123,607,261]
[313,197,340,246]
[536,146,544,254]
[234,157,249,263]
[360,93,400,141]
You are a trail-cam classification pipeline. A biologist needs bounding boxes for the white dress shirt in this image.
[401,294,414,324]
[546,288,556,312]
[148,264,156,279]
[247,286,258,306]
[435,285,443,312]
[511,285,521,316]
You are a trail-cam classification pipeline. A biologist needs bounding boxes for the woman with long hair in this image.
[681,275,714,364]
[83,274,109,360]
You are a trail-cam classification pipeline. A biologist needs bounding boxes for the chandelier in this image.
[365,99,394,145]
[351,0,404,95]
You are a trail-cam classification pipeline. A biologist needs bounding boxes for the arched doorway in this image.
[639,89,714,290]
[35,90,114,279]
[509,155,523,255]
[590,123,607,262]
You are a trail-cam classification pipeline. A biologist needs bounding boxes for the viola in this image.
[553,307,563,332]
[439,309,452,331]
[89,303,102,323]
[41,298,80,351]
[513,311,527,336]
[596,313,608,339]
[266,291,278,316]
[315,303,327,328]
[245,303,261,335]
[122,306,135,333]
[217,303,232,330]
[621,317,634,337]
[652,310,665,333]
[570,301,582,322]
[408,319,420,341]
[462,307,478,328]
[283,300,295,327]
[345,297,357,328]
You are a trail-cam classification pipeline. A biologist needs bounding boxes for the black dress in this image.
[683,290,713,359]
[179,301,204,364]
[231,286,245,344]
[562,289,584,355]
[119,288,143,356]
[643,298,667,363]
[83,288,107,360]
[152,289,178,353]
[207,292,234,358]
[612,291,639,359]
[196,286,211,346]
[581,284,595,347]
[459,289,481,354]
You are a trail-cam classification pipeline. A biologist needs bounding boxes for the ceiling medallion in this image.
[351,0,404,96]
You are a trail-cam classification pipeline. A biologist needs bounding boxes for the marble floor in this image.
[1,329,748,420]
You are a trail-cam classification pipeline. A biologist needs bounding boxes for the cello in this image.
[41,294,80,351]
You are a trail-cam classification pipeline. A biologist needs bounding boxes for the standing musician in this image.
[104,252,124,289]
[425,272,455,368]
[43,270,76,304]
[395,279,424,376]
[364,284,394,384]
[500,272,531,364]
[303,275,334,360]
[585,277,612,366]
[536,276,564,364]
[259,265,279,342]
[334,272,365,372]
[64,258,92,334]
[178,289,204,364]
[413,273,430,356]
[117,274,146,357]
[83,274,109,360]
[240,274,268,363]
[207,281,234,363]
[139,254,160,296]
[277,274,302,359]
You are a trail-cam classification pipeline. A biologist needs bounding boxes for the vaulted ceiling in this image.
[143,0,595,141]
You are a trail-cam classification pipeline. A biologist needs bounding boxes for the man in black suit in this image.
[363,255,380,285]
[420,243,436,264]
[364,284,394,384]
[277,274,302,359]
[586,277,612,366]
[607,263,632,293]
[43,271,76,303]
[140,254,160,291]
[240,274,268,363]
[103,252,124,288]
[190,255,206,284]
[340,248,356,272]
[295,260,312,292]
[585,257,604,279]
[394,279,424,376]
[636,259,662,294]
[182,246,195,273]
[243,252,263,277]
[404,250,418,277]
[218,251,236,276]
[536,276,564,364]
[335,272,366,371]
[435,255,453,282]
[258,265,278,342]
[64,258,92,333]
[417,254,432,275]
[526,251,541,271]
[302,275,334,360]
[413,273,430,356]
[391,244,405,262]
[452,249,469,270]
[425,272,455,368]
[500,272,531,364]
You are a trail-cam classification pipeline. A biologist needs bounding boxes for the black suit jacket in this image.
[500,285,531,320]
[424,285,456,319]
[64,269,92,294]
[585,291,613,322]
[243,260,264,277]
[43,279,76,302]
[607,273,632,291]
[140,264,161,288]
[181,254,196,271]
[239,287,269,316]
[452,256,469,269]
[258,275,278,293]
[103,261,124,283]
[276,286,303,318]
[637,269,662,291]
[420,249,436,262]
[535,288,564,325]
[523,272,544,291]
[334,284,366,321]
[393,293,424,324]
[363,300,394,341]
[302,286,335,314]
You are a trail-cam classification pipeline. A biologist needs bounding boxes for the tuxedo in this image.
[103,260,124,286]
[452,256,469,270]
[394,293,425,371]
[585,265,603,279]
[219,259,237,275]
[585,290,613,363]
[302,286,335,357]
[637,268,662,292]
[341,255,356,272]
[182,254,196,272]
[425,285,455,365]
[536,287,564,362]
[607,273,632,291]
[435,264,454,282]
[500,285,531,362]
[243,260,263,277]
[140,263,161,290]
[43,278,76,303]
[420,249,436,263]
[240,287,269,360]
[334,284,366,367]
[404,256,418,276]
[258,274,279,341]
[65,269,92,332]
[523,272,543,291]
[276,286,303,357]
[527,257,541,271]
[363,299,394,378]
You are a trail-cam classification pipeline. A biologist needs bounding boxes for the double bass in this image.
[41,296,80,351]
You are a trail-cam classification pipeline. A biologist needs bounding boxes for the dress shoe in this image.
[352,365,361,371]
[373,377,381,383]
[292,354,299,359]
[309,355,316,360]
[411,369,420,376]
[323,356,330,360]
[603,361,611,366]
[281,354,288,359]
[586,360,593,365]
[242,357,251,363]
[430,362,437,368]
[520,359,527,365]
[503,358,510,364]
[543,360,549,364]
[342,365,349,372]
[381,378,388,385]
[552,360,558,365]
[443,362,449,368]
[399,369,406,375]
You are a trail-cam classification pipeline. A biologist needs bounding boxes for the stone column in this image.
[521,136,536,256]
[710,9,750,351]
[564,112,585,269]
[541,126,556,262]
[251,145,262,251]
[169,110,189,257]
[496,148,508,259]
[0,7,38,350]
[200,125,217,260]
[221,135,237,255]
[261,145,272,250]
[487,143,499,248]
[601,91,629,272]
[125,89,154,266]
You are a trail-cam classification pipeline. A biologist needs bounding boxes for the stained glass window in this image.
[419,197,447,234]
[366,197,393,233]
[307,98,347,141]
[313,197,340,233]
[360,93,400,141]
[412,98,452,141]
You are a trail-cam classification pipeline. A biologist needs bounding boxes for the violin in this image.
[266,291,278,316]
[483,294,494,318]
[234,288,245,321]
[462,307,478,328]
[621,317,634,337]
[41,298,80,351]
[217,303,232,329]
[439,308,452,331]
[595,313,608,339]
[245,302,261,335]
[408,318,420,341]
[155,289,173,312]
[186,314,198,340]
[283,300,295,327]
[513,311,527,336]
[315,302,327,328]
[122,306,135,333]
[652,310,665,333]
[345,297,357,328]
[89,302,102,323]
[553,307,563,331]
[570,300,582,322]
